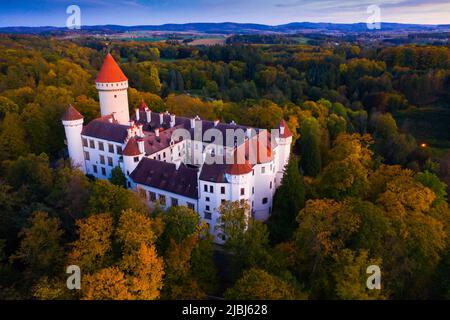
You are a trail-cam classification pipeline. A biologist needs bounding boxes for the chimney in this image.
[137,138,145,154]
[137,124,144,137]
[135,109,140,121]
[170,114,176,128]
[246,128,253,139]
[214,120,219,127]
[155,128,160,137]
[145,108,151,123]
[159,113,164,125]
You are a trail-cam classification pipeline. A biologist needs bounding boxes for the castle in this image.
[62,53,292,243]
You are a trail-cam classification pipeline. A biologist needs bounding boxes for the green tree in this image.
[268,156,305,243]
[12,211,64,277]
[299,117,322,177]
[109,166,127,188]
[225,268,306,300]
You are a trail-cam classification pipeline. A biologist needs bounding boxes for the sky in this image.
[0,0,449,27]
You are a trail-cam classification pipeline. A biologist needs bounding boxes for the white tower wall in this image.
[96,81,130,125]
[63,118,86,172]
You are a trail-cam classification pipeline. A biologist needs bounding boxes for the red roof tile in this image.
[138,99,148,111]
[96,53,128,83]
[62,104,83,121]
[123,137,141,156]
[225,150,253,175]
[279,119,292,138]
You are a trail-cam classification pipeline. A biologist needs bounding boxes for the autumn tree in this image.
[225,268,306,300]
[299,117,322,177]
[12,211,64,278]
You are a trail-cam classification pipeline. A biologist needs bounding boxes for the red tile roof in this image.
[225,151,253,175]
[123,137,141,156]
[61,104,83,121]
[138,99,148,111]
[96,53,128,83]
[279,119,293,138]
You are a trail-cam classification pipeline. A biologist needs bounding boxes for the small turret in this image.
[62,104,86,172]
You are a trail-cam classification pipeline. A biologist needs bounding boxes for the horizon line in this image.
[1,20,449,29]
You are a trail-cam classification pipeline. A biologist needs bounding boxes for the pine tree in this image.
[268,156,305,243]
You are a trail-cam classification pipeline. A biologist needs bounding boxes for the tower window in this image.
[221,186,225,194]
[262,197,268,205]
[204,185,208,192]
[116,146,122,155]
[93,165,98,173]
[84,151,90,161]
[209,186,214,193]
[133,156,139,163]
[108,157,113,167]
[82,138,88,147]
[100,155,105,165]
[204,212,212,220]
[108,144,114,153]
[89,140,95,149]
[101,167,106,176]
[98,142,104,151]
[114,95,117,98]
[240,188,245,196]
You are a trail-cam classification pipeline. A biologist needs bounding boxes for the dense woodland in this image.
[0,34,450,299]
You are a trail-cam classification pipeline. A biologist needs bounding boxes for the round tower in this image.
[122,136,144,177]
[276,119,293,185]
[62,104,86,172]
[96,53,130,125]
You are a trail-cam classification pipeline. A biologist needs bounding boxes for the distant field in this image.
[187,38,226,46]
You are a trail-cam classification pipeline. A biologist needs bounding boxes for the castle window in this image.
[204,185,208,192]
[240,188,245,196]
[209,186,214,193]
[204,212,212,220]
[261,166,266,174]
[252,169,255,176]
[84,151,90,161]
[100,155,105,165]
[252,187,255,194]
[82,138,88,147]
[221,199,226,204]
[187,202,195,210]
[221,186,225,194]
[270,181,273,189]
[159,195,166,206]
[114,95,117,98]
[116,146,122,155]
[89,140,95,149]
[108,144,114,153]
[262,197,268,205]
[206,205,210,211]
[98,142,104,151]
[93,165,98,173]
[149,192,156,202]
[107,157,113,167]
[171,198,179,207]
[133,156,139,163]
[101,167,106,176]
[139,188,147,199]
[206,197,210,202]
